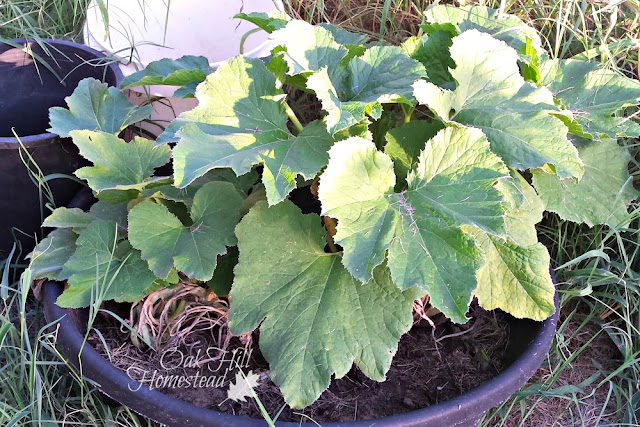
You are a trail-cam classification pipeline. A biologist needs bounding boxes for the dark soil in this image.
[89,303,513,423]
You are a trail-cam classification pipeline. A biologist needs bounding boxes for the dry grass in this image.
[487,303,621,426]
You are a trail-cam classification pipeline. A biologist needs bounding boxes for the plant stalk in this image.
[284,101,303,135]
[402,104,414,123]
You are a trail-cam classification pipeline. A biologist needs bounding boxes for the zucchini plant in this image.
[29,5,640,409]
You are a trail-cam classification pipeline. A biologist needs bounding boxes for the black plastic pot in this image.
[0,38,123,259]
[42,282,558,427]
[42,192,559,426]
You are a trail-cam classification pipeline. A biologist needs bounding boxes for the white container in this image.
[84,0,284,134]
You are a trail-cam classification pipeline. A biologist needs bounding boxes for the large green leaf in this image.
[69,130,171,193]
[175,120,333,205]
[416,9,543,86]
[88,201,129,230]
[306,68,373,135]
[307,45,427,134]
[144,169,258,208]
[383,125,544,243]
[166,56,334,204]
[383,125,549,323]
[158,56,288,145]
[28,229,78,281]
[319,127,509,322]
[121,55,213,98]
[401,31,456,87]
[270,20,349,82]
[539,59,640,138]
[49,78,153,137]
[229,200,416,409]
[57,221,156,308]
[269,20,424,134]
[471,230,555,321]
[43,202,129,231]
[464,172,553,321]
[413,30,583,179]
[42,208,92,229]
[423,5,544,57]
[532,138,639,227]
[128,182,242,281]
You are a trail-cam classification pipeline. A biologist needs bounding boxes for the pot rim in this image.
[0,38,124,147]
[42,276,559,426]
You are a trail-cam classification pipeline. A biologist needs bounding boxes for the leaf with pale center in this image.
[539,59,640,138]
[319,127,509,322]
[308,46,426,134]
[532,138,639,227]
[413,30,583,179]
[128,182,242,281]
[463,170,552,320]
[158,56,289,145]
[121,55,213,98]
[229,201,416,408]
[270,20,349,83]
[470,229,555,321]
[49,78,153,137]
[69,130,170,193]
[166,56,334,204]
[175,120,333,205]
[57,221,156,308]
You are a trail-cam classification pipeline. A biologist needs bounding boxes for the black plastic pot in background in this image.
[0,39,123,260]
[42,189,560,427]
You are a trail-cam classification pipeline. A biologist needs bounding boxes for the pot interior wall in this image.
[0,40,118,137]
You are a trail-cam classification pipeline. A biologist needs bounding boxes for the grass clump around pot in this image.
[28,5,640,410]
